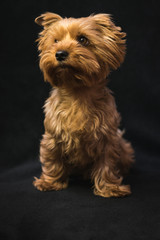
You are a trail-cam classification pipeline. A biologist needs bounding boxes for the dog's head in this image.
[35,12,126,88]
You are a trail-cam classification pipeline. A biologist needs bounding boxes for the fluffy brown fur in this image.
[33,12,134,197]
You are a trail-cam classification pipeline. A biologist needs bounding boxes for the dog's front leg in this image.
[33,132,68,191]
[91,142,131,198]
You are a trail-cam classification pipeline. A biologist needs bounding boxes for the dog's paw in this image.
[33,177,68,191]
[93,184,131,198]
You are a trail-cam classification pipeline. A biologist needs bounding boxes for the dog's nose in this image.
[55,50,69,61]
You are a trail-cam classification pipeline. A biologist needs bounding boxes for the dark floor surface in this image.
[0,159,159,240]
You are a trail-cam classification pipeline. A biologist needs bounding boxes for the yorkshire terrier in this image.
[33,12,134,197]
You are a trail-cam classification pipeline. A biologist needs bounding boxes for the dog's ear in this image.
[35,12,62,28]
[92,13,126,70]
[92,14,123,32]
[92,14,113,28]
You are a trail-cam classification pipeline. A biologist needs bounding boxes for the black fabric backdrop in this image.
[0,1,160,239]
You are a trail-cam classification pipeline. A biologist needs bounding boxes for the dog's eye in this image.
[54,39,59,43]
[77,35,89,46]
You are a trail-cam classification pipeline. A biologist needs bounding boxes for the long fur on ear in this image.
[92,13,113,28]
[35,12,62,28]
[92,14,126,70]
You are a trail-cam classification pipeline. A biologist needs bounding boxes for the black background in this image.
[0,1,160,240]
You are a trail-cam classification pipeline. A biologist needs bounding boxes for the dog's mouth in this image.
[47,62,74,77]
[56,62,75,70]
[46,59,99,88]
[57,63,68,68]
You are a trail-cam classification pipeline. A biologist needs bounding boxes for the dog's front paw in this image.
[94,184,131,198]
[33,177,68,191]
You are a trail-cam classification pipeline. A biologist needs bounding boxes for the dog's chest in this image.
[55,100,88,135]
[44,90,90,137]
[44,89,107,165]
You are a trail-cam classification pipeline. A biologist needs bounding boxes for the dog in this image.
[33,12,134,197]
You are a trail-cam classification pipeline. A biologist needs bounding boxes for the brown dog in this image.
[33,12,134,197]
